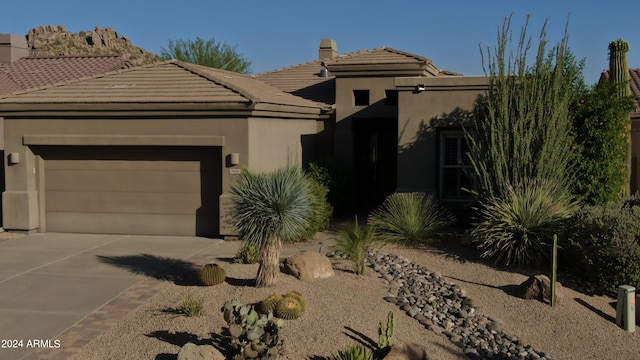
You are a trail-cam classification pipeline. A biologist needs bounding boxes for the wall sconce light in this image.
[227,153,240,167]
[416,84,426,92]
[8,152,19,165]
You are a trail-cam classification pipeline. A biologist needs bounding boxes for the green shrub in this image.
[564,199,640,294]
[333,218,378,275]
[473,178,579,267]
[234,242,259,264]
[290,176,333,243]
[368,192,455,244]
[180,293,204,317]
[306,158,352,215]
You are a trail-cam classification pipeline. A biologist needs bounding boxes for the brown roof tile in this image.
[630,68,640,110]
[0,60,329,110]
[257,46,459,106]
[0,54,133,95]
[256,60,335,105]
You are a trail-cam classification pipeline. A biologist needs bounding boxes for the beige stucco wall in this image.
[395,76,488,194]
[334,77,399,169]
[246,117,318,172]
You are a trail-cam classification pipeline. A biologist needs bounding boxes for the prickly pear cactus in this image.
[221,299,284,359]
[199,263,226,286]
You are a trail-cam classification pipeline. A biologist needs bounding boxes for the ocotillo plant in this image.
[551,235,557,307]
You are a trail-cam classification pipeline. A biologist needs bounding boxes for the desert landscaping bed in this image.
[65,232,640,360]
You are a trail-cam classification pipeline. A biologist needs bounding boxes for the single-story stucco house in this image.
[1,36,639,238]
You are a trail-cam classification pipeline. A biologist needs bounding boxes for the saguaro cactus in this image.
[608,39,632,196]
[609,39,631,97]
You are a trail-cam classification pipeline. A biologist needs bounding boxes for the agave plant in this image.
[473,178,579,267]
[368,192,455,244]
[333,218,377,275]
[229,166,313,287]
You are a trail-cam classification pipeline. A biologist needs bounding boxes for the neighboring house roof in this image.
[0,54,134,95]
[631,68,640,117]
[257,46,459,106]
[0,60,330,111]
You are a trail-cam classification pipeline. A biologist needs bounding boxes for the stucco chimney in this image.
[0,34,29,64]
[319,39,338,60]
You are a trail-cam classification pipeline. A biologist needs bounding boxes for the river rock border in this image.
[368,251,551,360]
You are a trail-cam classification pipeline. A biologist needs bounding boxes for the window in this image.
[353,90,370,106]
[440,132,472,199]
[384,90,398,106]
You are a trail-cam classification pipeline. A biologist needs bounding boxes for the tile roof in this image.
[256,60,335,106]
[0,60,329,110]
[257,46,459,106]
[631,68,640,113]
[0,54,133,95]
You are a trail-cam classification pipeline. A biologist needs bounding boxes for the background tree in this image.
[229,167,312,287]
[160,36,252,74]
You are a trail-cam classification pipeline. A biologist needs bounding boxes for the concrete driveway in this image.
[0,232,226,360]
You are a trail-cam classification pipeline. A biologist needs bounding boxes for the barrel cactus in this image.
[283,291,306,312]
[260,294,283,315]
[199,263,226,286]
[275,297,302,320]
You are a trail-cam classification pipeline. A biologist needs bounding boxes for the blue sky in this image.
[3,0,638,85]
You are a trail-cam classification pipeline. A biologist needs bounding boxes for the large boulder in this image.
[281,251,335,281]
[383,342,429,360]
[516,274,563,304]
[177,342,225,360]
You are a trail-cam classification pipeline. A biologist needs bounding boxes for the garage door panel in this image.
[46,212,210,236]
[40,146,222,236]
[45,169,204,193]
[46,159,206,172]
[45,191,217,215]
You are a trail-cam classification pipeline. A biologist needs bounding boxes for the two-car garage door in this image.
[35,146,222,237]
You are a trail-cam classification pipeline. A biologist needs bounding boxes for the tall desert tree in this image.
[160,36,252,74]
[229,167,312,287]
[466,14,582,199]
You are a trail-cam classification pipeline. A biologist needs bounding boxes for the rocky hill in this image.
[26,25,161,65]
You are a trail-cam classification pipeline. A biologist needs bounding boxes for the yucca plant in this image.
[473,178,579,267]
[229,166,313,287]
[333,218,377,275]
[368,192,455,244]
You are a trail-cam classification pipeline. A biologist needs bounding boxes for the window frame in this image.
[439,131,472,201]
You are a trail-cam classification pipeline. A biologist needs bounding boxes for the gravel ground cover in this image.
[52,231,640,360]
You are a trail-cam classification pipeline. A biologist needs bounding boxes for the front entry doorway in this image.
[353,118,398,208]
